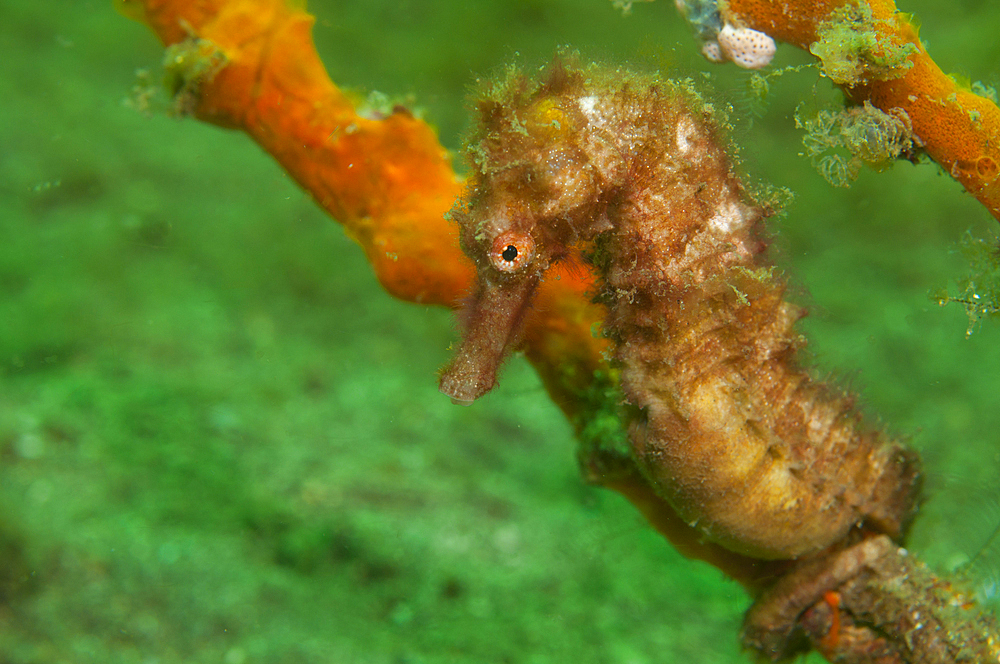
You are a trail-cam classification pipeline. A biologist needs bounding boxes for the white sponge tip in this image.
[717,24,776,69]
[701,41,725,63]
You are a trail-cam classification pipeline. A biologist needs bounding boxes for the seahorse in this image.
[439,60,921,560]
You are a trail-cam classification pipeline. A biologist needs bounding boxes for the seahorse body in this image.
[440,61,920,559]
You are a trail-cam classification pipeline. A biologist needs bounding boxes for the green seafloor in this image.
[2,1,1000,662]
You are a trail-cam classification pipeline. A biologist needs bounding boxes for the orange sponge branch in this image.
[726,0,1000,220]
[122,0,471,305]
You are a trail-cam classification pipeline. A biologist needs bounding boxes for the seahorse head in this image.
[439,60,612,403]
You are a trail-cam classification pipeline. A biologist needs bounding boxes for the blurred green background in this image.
[1,1,999,662]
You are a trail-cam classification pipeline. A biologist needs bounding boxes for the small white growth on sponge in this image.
[717,24,776,69]
[701,41,724,63]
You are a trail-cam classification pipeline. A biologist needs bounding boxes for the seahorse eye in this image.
[489,231,535,272]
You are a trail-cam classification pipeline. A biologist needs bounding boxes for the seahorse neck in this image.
[599,120,762,298]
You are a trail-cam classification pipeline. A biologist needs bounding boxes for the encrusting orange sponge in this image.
[723,0,1000,220]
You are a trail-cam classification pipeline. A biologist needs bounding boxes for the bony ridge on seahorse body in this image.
[439,59,921,560]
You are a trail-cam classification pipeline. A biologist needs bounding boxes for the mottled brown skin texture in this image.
[440,61,920,560]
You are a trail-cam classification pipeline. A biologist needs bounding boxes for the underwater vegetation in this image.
[3,0,1000,662]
